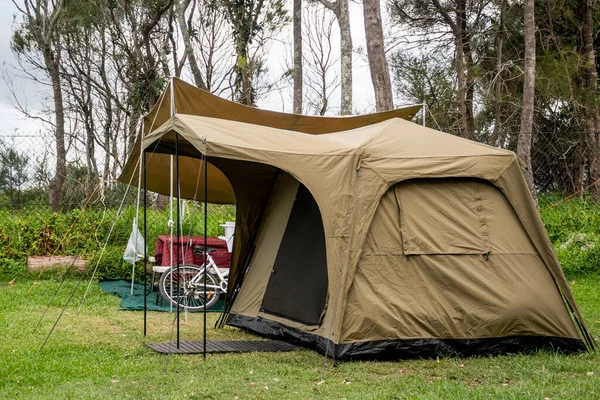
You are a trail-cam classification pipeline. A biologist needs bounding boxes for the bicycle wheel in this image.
[159,264,221,311]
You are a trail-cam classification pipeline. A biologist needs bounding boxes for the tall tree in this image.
[582,0,600,199]
[517,0,536,198]
[303,4,340,115]
[489,0,507,147]
[293,0,303,114]
[390,0,490,139]
[176,0,207,89]
[362,0,393,111]
[223,0,289,106]
[0,143,30,205]
[317,0,352,114]
[11,0,67,212]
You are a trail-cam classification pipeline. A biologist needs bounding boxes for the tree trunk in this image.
[337,0,352,115]
[572,143,586,195]
[517,0,536,200]
[430,0,473,139]
[176,0,207,90]
[455,34,470,138]
[489,0,506,147]
[44,38,67,212]
[293,0,303,114]
[319,0,353,115]
[363,0,393,111]
[460,3,475,140]
[582,0,600,200]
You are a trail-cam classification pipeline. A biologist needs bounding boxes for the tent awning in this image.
[118,78,421,203]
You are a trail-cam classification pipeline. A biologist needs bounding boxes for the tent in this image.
[120,78,593,359]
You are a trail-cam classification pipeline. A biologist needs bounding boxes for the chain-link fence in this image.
[0,133,236,279]
[1,130,599,279]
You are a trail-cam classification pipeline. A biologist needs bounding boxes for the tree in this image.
[362,0,393,111]
[293,0,303,114]
[0,142,30,204]
[390,0,491,140]
[517,0,536,198]
[222,0,289,106]
[11,0,67,212]
[176,0,207,89]
[303,4,340,115]
[317,0,352,114]
[581,0,600,199]
[489,0,507,147]
[391,52,459,131]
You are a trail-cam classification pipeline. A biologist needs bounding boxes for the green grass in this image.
[0,275,598,399]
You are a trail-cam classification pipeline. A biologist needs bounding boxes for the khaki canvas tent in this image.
[120,78,592,359]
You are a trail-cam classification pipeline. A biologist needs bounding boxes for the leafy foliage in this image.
[0,203,235,280]
[540,194,600,276]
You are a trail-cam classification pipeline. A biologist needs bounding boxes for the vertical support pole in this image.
[143,149,147,336]
[176,132,181,348]
[203,150,208,360]
[131,120,144,296]
[423,101,426,127]
[169,155,174,312]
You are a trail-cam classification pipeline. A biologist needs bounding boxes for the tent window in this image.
[395,179,490,255]
[260,184,328,326]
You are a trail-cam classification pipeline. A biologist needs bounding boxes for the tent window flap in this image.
[260,184,328,326]
[395,179,490,255]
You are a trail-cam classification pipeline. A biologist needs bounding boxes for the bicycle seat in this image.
[193,245,218,255]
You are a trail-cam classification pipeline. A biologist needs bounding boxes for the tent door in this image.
[260,184,328,326]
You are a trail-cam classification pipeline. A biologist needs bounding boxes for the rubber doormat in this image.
[147,340,301,354]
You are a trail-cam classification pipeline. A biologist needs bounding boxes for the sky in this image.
[0,1,47,137]
[0,1,397,138]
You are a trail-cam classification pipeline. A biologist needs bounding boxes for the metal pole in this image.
[423,101,426,127]
[143,149,147,336]
[131,120,144,295]
[176,132,181,348]
[203,152,208,360]
[169,155,174,313]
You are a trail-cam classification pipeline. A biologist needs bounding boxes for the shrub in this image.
[540,194,600,277]
[3,192,596,280]
[0,258,28,280]
[0,203,235,280]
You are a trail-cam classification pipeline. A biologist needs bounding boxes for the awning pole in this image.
[143,148,147,336]
[169,155,174,313]
[131,120,144,295]
[176,131,181,349]
[203,147,208,360]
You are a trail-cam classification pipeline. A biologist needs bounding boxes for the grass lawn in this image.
[0,275,598,399]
